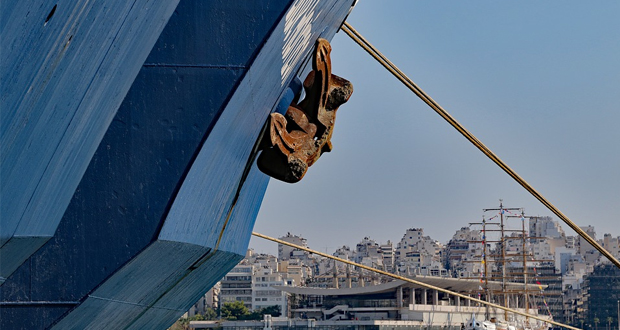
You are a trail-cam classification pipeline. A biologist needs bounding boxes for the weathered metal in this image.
[258,38,353,183]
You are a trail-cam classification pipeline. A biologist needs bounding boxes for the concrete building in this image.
[554,247,577,274]
[529,216,565,240]
[253,267,289,314]
[444,227,483,277]
[565,236,577,250]
[333,246,352,261]
[220,264,254,310]
[602,233,620,258]
[580,263,620,329]
[278,233,310,261]
[249,250,280,271]
[354,237,382,264]
[278,259,310,287]
[396,228,444,274]
[219,258,296,313]
[380,241,395,273]
[577,226,597,256]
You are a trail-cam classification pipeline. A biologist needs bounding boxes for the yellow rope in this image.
[252,232,580,330]
[341,22,620,270]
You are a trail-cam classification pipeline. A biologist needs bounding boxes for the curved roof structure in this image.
[274,276,546,296]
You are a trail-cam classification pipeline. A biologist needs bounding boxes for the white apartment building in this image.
[396,228,443,273]
[444,227,483,277]
[220,264,254,310]
[252,267,289,314]
[278,233,309,261]
[603,233,620,258]
[380,241,395,273]
[354,237,381,263]
[529,216,565,240]
[577,225,597,255]
[333,245,352,261]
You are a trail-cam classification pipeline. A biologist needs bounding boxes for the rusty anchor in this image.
[257,38,353,183]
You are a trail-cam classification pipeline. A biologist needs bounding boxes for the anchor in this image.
[258,38,353,183]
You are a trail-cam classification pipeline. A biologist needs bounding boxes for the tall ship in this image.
[1,0,357,328]
[465,202,553,330]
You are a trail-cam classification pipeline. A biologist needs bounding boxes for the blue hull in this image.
[1,0,181,284]
[1,0,355,328]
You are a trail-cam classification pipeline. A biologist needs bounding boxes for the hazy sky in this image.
[250,1,620,255]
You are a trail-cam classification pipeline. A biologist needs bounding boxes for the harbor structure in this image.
[276,277,548,326]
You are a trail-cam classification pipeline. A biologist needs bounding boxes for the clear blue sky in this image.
[250,1,620,255]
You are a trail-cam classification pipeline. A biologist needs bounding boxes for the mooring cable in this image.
[340,22,620,269]
[252,231,580,330]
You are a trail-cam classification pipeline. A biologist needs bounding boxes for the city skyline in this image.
[250,213,619,257]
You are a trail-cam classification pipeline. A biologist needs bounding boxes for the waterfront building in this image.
[275,276,549,326]
[191,319,468,330]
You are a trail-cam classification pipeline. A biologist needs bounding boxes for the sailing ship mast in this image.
[504,210,533,327]
[468,215,500,320]
[466,201,553,328]
[520,210,529,324]
[503,212,555,328]
[483,216,490,319]
[484,200,521,321]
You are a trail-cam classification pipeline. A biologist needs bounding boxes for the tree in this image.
[239,305,282,321]
[204,307,218,320]
[260,305,281,317]
[221,301,249,320]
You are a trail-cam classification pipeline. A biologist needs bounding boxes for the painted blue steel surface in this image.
[1,0,355,328]
[53,1,355,329]
[1,0,295,329]
[158,0,356,250]
[0,0,180,283]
